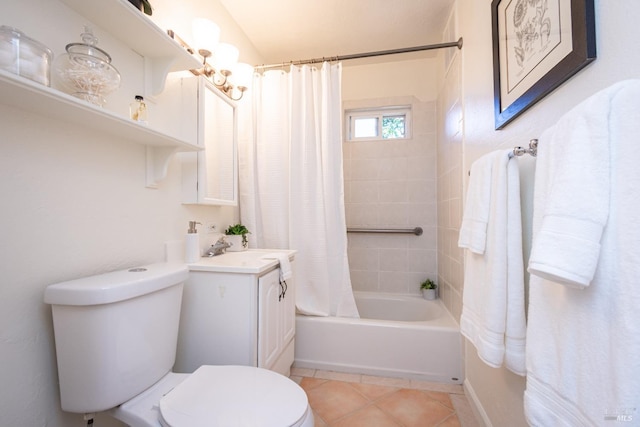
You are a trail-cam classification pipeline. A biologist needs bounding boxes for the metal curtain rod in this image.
[254,37,463,70]
[347,227,423,236]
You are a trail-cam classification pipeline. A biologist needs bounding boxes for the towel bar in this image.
[347,227,423,236]
[469,139,538,176]
[509,139,538,158]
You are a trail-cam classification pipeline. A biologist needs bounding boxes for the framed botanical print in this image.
[491,0,596,129]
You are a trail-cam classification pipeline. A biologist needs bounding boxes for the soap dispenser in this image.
[185,221,201,263]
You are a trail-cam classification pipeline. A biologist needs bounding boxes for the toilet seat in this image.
[159,365,311,427]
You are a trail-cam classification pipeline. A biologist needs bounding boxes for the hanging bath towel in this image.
[459,149,526,376]
[525,80,640,426]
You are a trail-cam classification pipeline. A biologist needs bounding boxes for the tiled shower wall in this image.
[436,52,464,322]
[343,96,438,295]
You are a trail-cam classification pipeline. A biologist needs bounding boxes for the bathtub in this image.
[294,291,463,384]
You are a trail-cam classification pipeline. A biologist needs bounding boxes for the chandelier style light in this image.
[186,18,253,101]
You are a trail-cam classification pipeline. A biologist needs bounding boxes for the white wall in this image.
[0,1,263,426]
[342,57,439,102]
[439,0,640,425]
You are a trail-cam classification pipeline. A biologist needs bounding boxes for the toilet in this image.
[44,263,313,427]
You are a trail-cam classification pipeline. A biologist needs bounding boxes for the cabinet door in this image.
[198,78,237,205]
[180,76,238,206]
[175,272,257,373]
[281,263,295,346]
[258,268,282,369]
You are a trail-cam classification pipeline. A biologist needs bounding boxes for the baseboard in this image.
[463,378,493,427]
[293,358,462,384]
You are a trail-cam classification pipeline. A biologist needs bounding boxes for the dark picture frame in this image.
[491,0,596,129]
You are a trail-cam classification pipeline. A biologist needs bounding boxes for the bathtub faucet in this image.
[207,237,231,256]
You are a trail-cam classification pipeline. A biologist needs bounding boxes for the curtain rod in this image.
[254,37,463,70]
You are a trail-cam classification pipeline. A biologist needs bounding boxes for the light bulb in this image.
[229,62,254,90]
[192,18,220,57]
[212,43,239,74]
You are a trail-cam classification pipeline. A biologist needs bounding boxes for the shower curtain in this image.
[238,62,359,318]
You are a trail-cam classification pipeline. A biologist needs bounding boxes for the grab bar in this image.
[347,227,423,236]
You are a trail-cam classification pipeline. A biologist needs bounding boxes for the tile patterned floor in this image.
[290,368,481,427]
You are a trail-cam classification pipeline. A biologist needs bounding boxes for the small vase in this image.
[422,288,437,300]
[127,0,152,15]
[128,0,144,12]
[225,234,248,252]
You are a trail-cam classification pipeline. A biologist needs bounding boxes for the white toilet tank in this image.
[44,263,189,414]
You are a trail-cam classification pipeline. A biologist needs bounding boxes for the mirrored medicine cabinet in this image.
[162,76,238,206]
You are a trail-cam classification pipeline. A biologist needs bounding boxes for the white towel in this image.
[458,154,495,254]
[527,89,610,288]
[459,150,526,375]
[262,252,292,281]
[525,80,640,426]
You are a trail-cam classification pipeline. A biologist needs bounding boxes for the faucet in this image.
[207,237,232,256]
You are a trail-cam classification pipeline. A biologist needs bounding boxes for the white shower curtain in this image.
[238,62,359,318]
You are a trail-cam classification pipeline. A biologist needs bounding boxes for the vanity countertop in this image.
[188,249,296,274]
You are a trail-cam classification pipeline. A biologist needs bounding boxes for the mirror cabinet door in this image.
[198,78,238,205]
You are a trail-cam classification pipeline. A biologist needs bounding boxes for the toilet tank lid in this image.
[44,263,188,306]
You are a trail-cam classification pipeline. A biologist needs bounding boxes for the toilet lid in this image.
[159,365,309,427]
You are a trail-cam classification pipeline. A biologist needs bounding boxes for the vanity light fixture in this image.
[177,18,253,101]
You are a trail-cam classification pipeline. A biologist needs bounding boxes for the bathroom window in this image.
[345,106,412,141]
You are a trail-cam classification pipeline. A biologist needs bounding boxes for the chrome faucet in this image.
[207,237,232,256]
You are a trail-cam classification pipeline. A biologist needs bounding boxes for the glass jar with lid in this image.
[0,26,53,86]
[53,26,121,107]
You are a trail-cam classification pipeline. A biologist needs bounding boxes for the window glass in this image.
[382,115,405,139]
[346,106,411,141]
[354,117,378,138]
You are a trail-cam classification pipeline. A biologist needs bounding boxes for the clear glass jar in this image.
[53,27,121,107]
[0,26,53,86]
[130,95,148,124]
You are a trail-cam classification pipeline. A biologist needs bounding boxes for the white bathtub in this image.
[294,291,463,383]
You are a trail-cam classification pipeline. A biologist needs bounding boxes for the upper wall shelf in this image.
[59,0,202,95]
[0,70,201,188]
[0,70,198,149]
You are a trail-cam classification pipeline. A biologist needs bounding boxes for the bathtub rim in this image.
[296,291,459,331]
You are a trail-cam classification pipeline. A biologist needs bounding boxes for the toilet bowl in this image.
[44,263,313,427]
[111,366,313,427]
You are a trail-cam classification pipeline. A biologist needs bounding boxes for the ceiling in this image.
[217,0,455,66]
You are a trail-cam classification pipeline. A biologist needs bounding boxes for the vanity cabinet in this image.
[175,252,296,376]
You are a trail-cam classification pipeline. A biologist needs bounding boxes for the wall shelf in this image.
[0,70,201,187]
[59,0,202,95]
[1,0,205,188]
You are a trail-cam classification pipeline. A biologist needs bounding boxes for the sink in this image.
[188,249,296,274]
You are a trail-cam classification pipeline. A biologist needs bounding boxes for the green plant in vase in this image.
[420,278,438,300]
[224,224,250,250]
